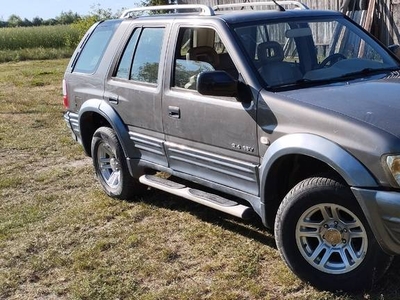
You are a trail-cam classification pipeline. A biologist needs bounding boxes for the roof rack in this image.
[213,1,309,11]
[120,4,215,18]
[120,1,308,19]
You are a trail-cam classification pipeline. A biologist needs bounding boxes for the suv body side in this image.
[63,7,400,291]
[64,13,400,254]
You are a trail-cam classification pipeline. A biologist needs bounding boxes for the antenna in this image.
[272,0,286,11]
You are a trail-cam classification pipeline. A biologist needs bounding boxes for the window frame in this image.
[114,28,141,80]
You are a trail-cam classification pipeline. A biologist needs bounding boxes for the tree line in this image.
[1,1,171,28]
[1,11,82,28]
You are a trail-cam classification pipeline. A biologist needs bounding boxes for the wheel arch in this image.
[78,99,132,158]
[259,133,378,228]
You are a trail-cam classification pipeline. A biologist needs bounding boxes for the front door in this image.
[162,25,259,195]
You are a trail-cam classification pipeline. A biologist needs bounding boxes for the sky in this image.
[1,0,141,21]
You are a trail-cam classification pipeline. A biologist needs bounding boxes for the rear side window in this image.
[73,21,121,74]
[114,27,165,84]
[116,29,140,79]
[131,28,165,84]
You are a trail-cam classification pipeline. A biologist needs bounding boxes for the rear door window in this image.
[130,28,165,84]
[115,29,141,79]
[113,27,165,84]
[73,20,121,74]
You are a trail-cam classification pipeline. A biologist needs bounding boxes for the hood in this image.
[280,75,400,138]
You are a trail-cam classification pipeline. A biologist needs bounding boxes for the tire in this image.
[91,126,145,200]
[274,176,392,292]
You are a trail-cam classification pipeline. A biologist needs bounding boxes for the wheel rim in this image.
[295,203,368,274]
[97,141,121,189]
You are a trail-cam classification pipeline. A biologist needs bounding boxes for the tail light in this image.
[62,79,69,109]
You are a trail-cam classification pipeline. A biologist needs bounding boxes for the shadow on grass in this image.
[135,189,276,249]
[133,188,400,298]
[370,257,400,298]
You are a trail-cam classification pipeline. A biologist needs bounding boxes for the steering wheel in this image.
[320,53,346,68]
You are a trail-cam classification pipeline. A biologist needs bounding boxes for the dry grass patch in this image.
[1,59,400,299]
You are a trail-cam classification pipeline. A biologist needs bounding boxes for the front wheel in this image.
[274,176,392,291]
[91,127,145,199]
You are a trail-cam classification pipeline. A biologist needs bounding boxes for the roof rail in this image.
[213,1,309,11]
[120,4,215,18]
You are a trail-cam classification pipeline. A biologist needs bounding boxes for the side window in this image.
[235,23,300,65]
[131,28,165,84]
[74,21,120,73]
[115,29,140,79]
[173,27,238,90]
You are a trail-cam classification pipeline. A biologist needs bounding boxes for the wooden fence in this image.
[178,0,400,46]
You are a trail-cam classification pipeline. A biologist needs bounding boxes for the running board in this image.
[139,175,254,219]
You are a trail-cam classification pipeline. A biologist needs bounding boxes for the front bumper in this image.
[352,187,400,255]
[63,111,80,143]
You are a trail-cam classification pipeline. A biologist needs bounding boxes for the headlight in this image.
[385,155,400,187]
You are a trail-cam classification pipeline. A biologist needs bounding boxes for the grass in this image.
[0,25,80,62]
[0,48,74,64]
[0,25,80,50]
[1,59,400,299]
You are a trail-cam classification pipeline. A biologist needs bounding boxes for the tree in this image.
[141,0,170,6]
[89,4,116,20]
[140,0,171,14]
[56,11,81,25]
[42,18,57,26]
[135,62,160,83]
[7,14,23,27]
[72,4,121,40]
[32,16,43,27]
[22,18,32,27]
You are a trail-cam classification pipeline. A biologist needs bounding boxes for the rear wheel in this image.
[91,127,145,199]
[274,176,392,291]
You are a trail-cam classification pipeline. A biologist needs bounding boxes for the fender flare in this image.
[259,133,378,203]
[78,99,134,158]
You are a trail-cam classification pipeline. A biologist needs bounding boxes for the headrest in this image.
[186,46,220,67]
[257,41,284,63]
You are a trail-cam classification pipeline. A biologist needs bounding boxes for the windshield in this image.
[234,16,399,88]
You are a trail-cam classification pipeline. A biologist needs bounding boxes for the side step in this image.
[139,175,254,219]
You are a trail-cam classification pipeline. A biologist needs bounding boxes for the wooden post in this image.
[364,0,377,31]
[359,0,376,56]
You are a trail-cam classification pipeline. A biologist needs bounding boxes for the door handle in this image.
[168,106,180,119]
[108,97,119,105]
[104,92,119,105]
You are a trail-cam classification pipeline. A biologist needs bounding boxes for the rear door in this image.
[162,23,260,195]
[105,22,170,166]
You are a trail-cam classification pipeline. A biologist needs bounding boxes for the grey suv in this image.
[63,1,400,291]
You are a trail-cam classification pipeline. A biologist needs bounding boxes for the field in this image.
[0,26,79,63]
[1,59,400,299]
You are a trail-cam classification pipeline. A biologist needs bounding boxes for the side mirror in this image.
[197,71,238,97]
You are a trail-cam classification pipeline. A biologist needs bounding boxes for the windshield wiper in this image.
[268,77,337,90]
[268,67,400,90]
[293,67,400,86]
[338,67,400,79]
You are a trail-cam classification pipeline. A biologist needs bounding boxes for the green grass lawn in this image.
[1,59,400,299]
